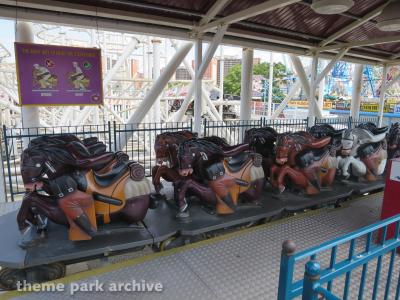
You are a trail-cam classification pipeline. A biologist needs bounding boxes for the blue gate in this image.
[278,214,400,300]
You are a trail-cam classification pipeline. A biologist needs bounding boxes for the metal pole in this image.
[378,64,388,127]
[219,45,224,116]
[16,22,40,148]
[240,47,253,140]
[116,42,193,150]
[152,39,162,123]
[194,39,203,134]
[351,64,364,119]
[268,51,274,116]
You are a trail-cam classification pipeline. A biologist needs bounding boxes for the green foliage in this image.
[223,62,291,101]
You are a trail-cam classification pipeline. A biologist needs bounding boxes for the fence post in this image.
[203,118,207,137]
[302,261,321,300]
[278,240,297,300]
[107,121,112,152]
[2,125,12,202]
[113,121,117,152]
[190,118,193,132]
[306,117,311,129]
[348,116,353,129]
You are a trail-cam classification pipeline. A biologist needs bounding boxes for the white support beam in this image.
[378,64,388,127]
[199,0,232,26]
[103,38,139,86]
[194,40,203,134]
[196,25,228,79]
[315,48,348,86]
[116,42,193,150]
[351,64,364,119]
[386,73,400,90]
[319,2,389,47]
[289,55,310,98]
[271,80,302,119]
[318,35,400,52]
[152,39,162,123]
[196,0,301,33]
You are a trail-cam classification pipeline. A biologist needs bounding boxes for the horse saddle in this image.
[222,143,249,157]
[225,152,251,173]
[93,161,130,187]
[296,149,329,168]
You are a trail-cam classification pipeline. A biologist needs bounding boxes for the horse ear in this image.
[199,151,208,161]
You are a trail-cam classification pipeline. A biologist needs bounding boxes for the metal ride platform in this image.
[5,191,389,300]
[0,178,384,270]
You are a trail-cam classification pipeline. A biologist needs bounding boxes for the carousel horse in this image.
[270,132,336,195]
[177,139,264,215]
[243,127,278,177]
[152,131,249,197]
[356,122,388,135]
[18,135,151,245]
[388,123,400,159]
[308,124,343,156]
[338,128,387,180]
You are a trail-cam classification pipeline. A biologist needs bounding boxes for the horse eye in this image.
[192,153,195,157]
[35,163,41,168]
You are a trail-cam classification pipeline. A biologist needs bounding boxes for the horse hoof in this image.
[176,210,190,219]
[149,193,164,209]
[18,226,45,250]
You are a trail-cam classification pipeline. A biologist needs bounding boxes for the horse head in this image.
[388,123,400,157]
[154,131,197,166]
[275,134,293,165]
[341,128,387,157]
[177,139,223,177]
[244,127,277,158]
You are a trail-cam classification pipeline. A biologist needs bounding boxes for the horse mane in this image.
[178,138,224,157]
[202,135,230,147]
[244,127,277,144]
[24,144,77,166]
[29,134,79,148]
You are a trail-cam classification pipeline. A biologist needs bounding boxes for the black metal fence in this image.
[203,119,263,145]
[0,116,382,201]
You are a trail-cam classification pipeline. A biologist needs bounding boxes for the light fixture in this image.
[377,1,400,31]
[311,0,354,15]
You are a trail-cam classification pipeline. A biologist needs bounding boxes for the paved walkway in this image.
[6,192,387,300]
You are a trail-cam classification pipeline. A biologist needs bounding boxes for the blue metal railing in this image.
[278,214,400,300]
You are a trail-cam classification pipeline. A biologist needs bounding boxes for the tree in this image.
[223,62,291,102]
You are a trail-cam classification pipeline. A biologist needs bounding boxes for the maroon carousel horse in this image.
[388,122,400,159]
[270,132,336,195]
[176,139,264,216]
[152,131,250,205]
[17,135,151,247]
[243,127,278,177]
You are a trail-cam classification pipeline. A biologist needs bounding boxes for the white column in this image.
[16,22,40,145]
[308,54,319,126]
[317,60,327,112]
[194,39,203,134]
[267,52,274,116]
[351,64,364,119]
[219,46,224,116]
[152,39,162,123]
[240,48,254,120]
[378,64,388,127]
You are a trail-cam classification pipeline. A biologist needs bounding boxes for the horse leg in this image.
[207,175,237,213]
[58,191,97,241]
[17,192,67,231]
[285,167,319,195]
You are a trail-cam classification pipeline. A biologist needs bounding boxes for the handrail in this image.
[278,212,400,300]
